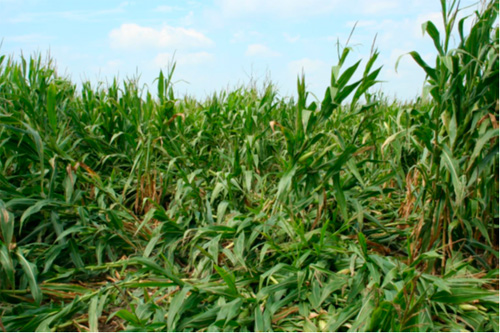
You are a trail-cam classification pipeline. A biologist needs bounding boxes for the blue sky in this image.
[1,0,479,101]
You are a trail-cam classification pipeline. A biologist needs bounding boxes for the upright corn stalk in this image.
[409,0,499,269]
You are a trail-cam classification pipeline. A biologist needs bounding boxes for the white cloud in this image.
[181,11,195,26]
[286,58,332,94]
[288,58,328,74]
[154,51,215,66]
[284,33,300,43]
[245,44,280,57]
[109,24,214,50]
[106,59,124,68]
[231,30,262,43]
[118,2,132,8]
[154,5,174,13]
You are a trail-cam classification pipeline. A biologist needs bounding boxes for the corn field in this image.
[0,1,498,331]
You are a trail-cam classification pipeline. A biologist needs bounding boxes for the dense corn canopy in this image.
[0,0,498,331]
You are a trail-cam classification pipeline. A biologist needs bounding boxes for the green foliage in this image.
[0,1,498,331]
[401,0,499,268]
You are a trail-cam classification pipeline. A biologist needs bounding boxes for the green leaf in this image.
[167,286,191,331]
[326,302,360,332]
[333,174,348,222]
[131,257,185,287]
[115,309,141,326]
[301,109,313,134]
[47,83,58,132]
[441,145,465,205]
[0,202,14,250]
[134,208,156,236]
[20,199,53,232]
[337,60,361,89]
[214,264,238,296]
[89,296,99,332]
[0,243,15,289]
[158,69,165,103]
[144,232,161,258]
[358,232,369,260]
[468,128,499,169]
[422,21,443,55]
[409,51,437,80]
[432,287,498,304]
[16,250,42,305]
[277,166,297,202]
[216,201,229,225]
[254,306,265,332]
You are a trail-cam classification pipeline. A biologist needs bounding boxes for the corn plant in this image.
[394,0,499,270]
[0,1,498,331]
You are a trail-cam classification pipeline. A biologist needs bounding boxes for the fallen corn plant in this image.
[0,1,498,331]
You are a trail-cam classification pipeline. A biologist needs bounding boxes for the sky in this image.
[0,0,481,101]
